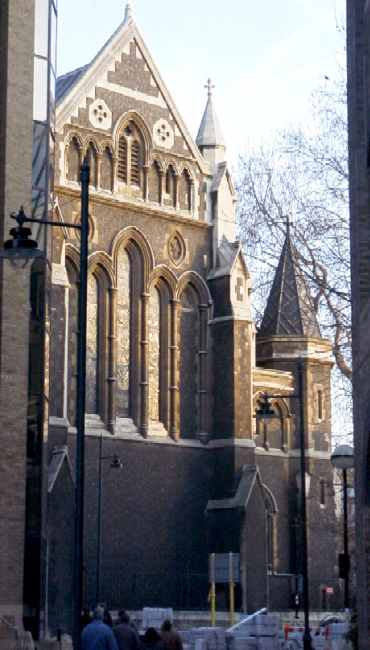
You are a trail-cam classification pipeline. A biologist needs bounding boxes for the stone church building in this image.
[44,5,341,634]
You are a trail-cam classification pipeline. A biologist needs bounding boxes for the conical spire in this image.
[196,79,225,149]
[259,223,321,338]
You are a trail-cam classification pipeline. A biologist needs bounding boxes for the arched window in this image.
[116,240,144,426]
[148,288,161,423]
[101,146,113,191]
[179,284,200,438]
[116,248,131,417]
[148,160,162,204]
[86,142,98,188]
[165,165,176,207]
[86,274,99,413]
[179,169,192,211]
[66,258,79,425]
[117,121,144,190]
[67,136,81,183]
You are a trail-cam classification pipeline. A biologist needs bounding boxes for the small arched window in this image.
[117,121,144,189]
[86,142,98,188]
[67,136,81,183]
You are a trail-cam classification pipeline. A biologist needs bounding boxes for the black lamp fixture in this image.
[330,444,354,610]
[256,393,276,419]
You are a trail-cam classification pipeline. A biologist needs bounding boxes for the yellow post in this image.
[210,553,216,626]
[229,552,235,626]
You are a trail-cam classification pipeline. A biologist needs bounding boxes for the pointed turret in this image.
[196,79,226,170]
[259,223,320,338]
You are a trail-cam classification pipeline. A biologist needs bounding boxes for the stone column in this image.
[139,292,149,437]
[169,298,180,439]
[198,303,209,443]
[0,253,35,625]
[107,287,117,433]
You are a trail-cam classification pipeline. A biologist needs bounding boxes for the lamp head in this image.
[330,444,354,470]
[256,393,275,420]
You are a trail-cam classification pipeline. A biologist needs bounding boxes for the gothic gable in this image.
[56,15,207,173]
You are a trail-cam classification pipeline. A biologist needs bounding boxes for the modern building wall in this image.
[346,0,370,646]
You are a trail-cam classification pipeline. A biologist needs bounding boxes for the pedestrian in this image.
[114,610,141,650]
[160,620,183,650]
[142,627,163,650]
[81,607,92,630]
[81,605,119,650]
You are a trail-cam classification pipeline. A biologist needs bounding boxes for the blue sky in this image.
[57,0,345,162]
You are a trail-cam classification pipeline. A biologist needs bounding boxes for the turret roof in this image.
[259,227,321,338]
[196,79,225,148]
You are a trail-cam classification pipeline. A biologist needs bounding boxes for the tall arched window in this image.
[101,146,113,191]
[148,288,161,422]
[179,169,192,211]
[66,258,79,424]
[116,240,144,426]
[148,160,162,204]
[67,136,81,183]
[86,274,99,413]
[116,248,131,417]
[165,165,176,207]
[179,284,200,438]
[86,142,98,188]
[117,121,144,190]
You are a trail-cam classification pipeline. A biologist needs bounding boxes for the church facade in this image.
[46,6,341,634]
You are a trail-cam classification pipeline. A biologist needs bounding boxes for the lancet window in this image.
[86,274,99,413]
[67,136,81,183]
[86,142,98,188]
[148,160,162,203]
[165,165,176,207]
[101,146,113,191]
[179,284,200,438]
[66,258,79,425]
[178,169,192,211]
[117,121,144,190]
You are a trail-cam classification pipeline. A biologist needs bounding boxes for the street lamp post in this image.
[330,444,354,610]
[4,160,90,650]
[256,361,312,650]
[96,433,123,605]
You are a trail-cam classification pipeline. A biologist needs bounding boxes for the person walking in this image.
[160,620,183,650]
[114,610,141,650]
[81,605,119,650]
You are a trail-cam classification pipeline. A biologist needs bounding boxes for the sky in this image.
[57,0,346,164]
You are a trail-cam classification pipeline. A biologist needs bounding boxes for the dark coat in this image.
[81,619,119,650]
[114,622,141,650]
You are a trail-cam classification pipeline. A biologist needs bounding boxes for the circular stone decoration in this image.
[153,118,174,149]
[89,99,112,131]
[168,232,185,266]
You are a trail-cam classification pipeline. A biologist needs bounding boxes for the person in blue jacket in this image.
[81,605,119,650]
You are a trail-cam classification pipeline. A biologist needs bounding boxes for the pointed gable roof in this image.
[56,10,209,174]
[259,228,321,338]
[196,80,225,148]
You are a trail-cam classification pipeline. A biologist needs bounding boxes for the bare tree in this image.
[236,73,351,393]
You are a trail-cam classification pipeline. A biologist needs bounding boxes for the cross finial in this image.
[283,214,294,236]
[124,2,133,22]
[205,78,215,97]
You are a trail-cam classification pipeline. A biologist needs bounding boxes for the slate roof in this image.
[196,94,225,148]
[259,229,321,338]
[56,65,90,103]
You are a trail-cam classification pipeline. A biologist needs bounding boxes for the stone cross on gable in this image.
[205,78,215,97]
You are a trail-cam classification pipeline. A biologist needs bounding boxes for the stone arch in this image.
[111,226,154,289]
[88,251,115,287]
[113,110,151,166]
[176,270,212,306]
[148,264,177,298]
[65,134,83,183]
[65,244,80,271]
